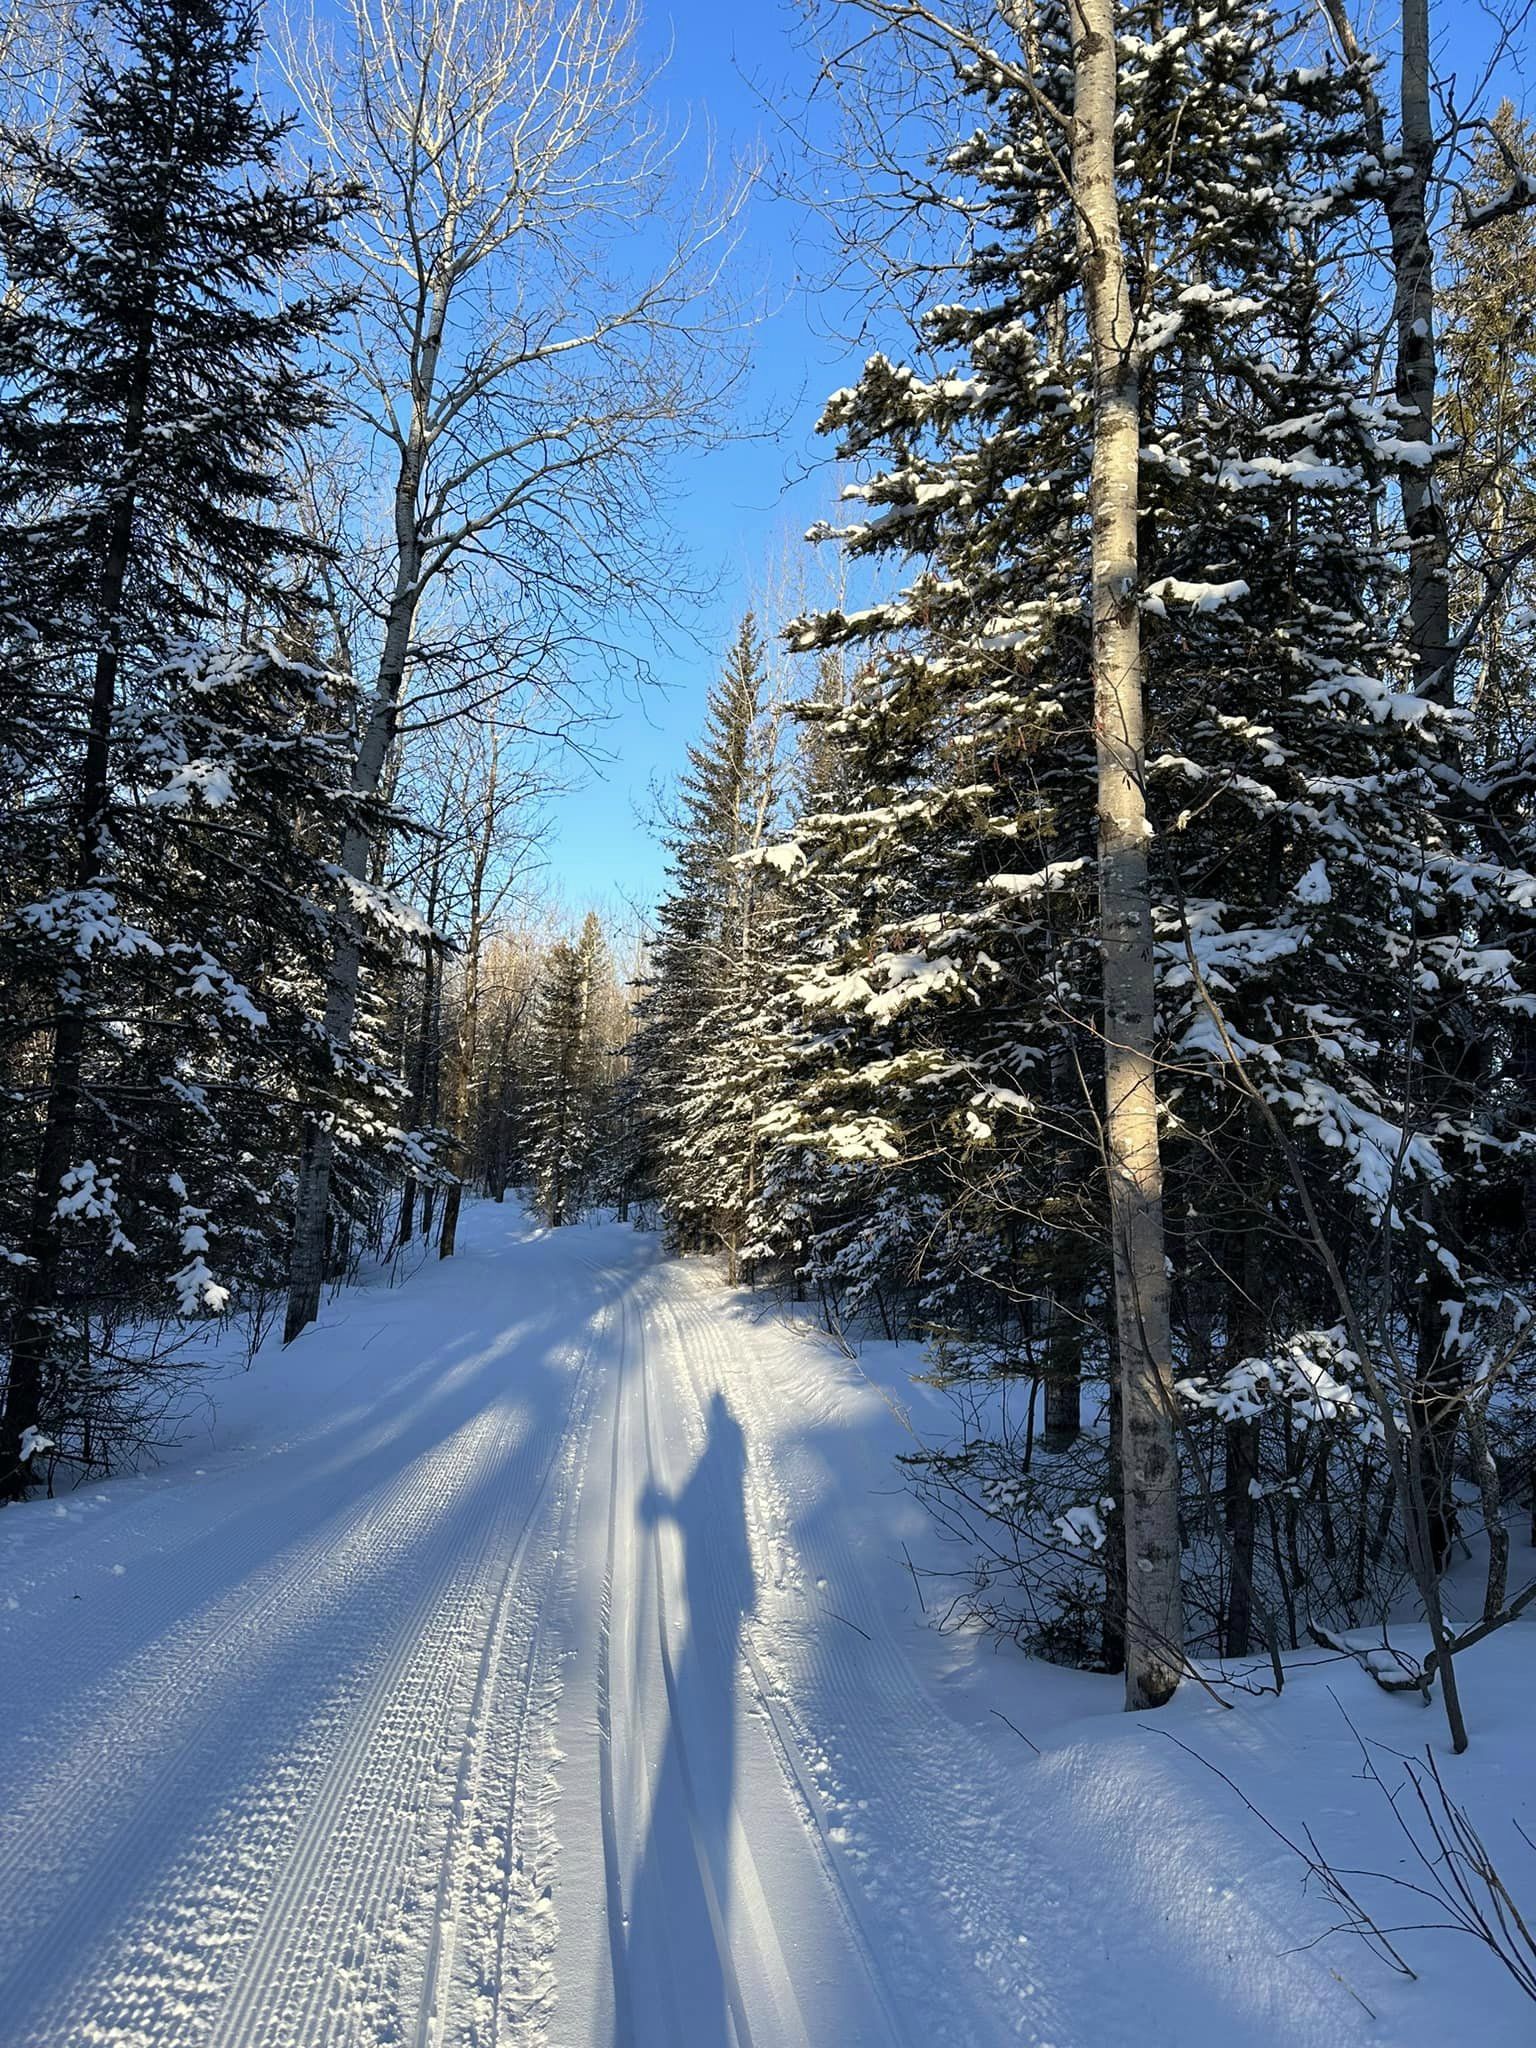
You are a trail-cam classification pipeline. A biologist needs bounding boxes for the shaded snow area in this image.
[1,1204,1533,2046]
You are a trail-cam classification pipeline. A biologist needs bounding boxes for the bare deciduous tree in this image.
[278,0,750,1338]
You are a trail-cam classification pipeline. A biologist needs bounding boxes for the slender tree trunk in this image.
[1221,1353,1263,1662]
[422,944,445,1244]
[440,746,497,1260]
[283,608,414,1340]
[395,940,441,1253]
[1070,0,1183,1708]
[1101,1365,1127,1673]
[1220,1194,1266,1657]
[1390,0,1466,1579]
[489,1010,517,1202]
[1390,0,1449,695]
[285,268,453,1341]
[3,307,156,1491]
[1323,0,1467,1585]
[438,1180,462,1255]
[1042,1285,1083,1449]
[1222,1423,1260,1657]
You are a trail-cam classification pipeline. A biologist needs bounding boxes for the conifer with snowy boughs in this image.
[743,0,1536,1665]
[629,617,786,1270]
[526,912,623,1227]
[0,0,391,1493]
[526,941,587,1228]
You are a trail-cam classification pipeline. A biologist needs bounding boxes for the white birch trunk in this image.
[1068,0,1183,1708]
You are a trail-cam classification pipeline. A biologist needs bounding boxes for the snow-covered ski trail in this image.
[0,1221,628,2048]
[0,1205,1419,2048]
[0,1210,1014,2048]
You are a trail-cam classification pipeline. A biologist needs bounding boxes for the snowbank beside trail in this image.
[0,1203,1530,2048]
[1016,1647,1536,2045]
[798,1294,1531,2048]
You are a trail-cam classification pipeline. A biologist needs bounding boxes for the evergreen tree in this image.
[0,0,358,1492]
[741,0,1536,1680]
[629,617,784,1270]
[526,912,621,1227]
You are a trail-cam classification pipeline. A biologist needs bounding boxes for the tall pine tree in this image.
[629,617,786,1270]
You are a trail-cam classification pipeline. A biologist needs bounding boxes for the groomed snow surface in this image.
[1,1203,1532,2046]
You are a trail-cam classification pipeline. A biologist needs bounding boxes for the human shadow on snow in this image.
[619,1390,756,2048]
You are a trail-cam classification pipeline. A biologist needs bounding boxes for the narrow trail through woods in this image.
[0,1207,1412,2047]
[0,1213,1021,2048]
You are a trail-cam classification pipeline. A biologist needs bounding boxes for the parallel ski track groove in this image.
[213,1291,621,2048]
[190,1428,512,2046]
[5,1272,626,2048]
[3,1422,512,2047]
[480,1287,611,2048]
[412,1307,605,2048]
[595,1274,638,2048]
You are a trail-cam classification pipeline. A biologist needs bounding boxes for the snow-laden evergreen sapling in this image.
[764,0,1536,1676]
[0,0,385,1494]
[526,913,622,1228]
[628,617,788,1272]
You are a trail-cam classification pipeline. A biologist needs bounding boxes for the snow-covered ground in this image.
[1,1202,1532,2046]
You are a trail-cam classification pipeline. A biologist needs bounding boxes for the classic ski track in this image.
[433,1282,612,2048]
[636,1275,913,2048]
[1,1426,504,2047]
[3,1270,624,2048]
[4,1232,1025,2048]
[653,1269,1026,2048]
[210,1291,619,2048]
[411,1305,607,2048]
[0,1307,542,1719]
[595,1268,639,2048]
[475,1565,564,2048]
[478,1288,610,2048]
[0,1304,548,1941]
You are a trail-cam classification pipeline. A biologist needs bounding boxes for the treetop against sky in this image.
[537,0,1531,917]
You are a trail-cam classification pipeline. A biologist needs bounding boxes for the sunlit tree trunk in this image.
[1069,0,1183,1708]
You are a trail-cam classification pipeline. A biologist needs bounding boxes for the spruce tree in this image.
[758,0,1536,1684]
[629,617,785,1267]
[526,913,620,1227]
[0,0,355,1492]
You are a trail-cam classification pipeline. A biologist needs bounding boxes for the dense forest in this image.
[5,0,1536,1760]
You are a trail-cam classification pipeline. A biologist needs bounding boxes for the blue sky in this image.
[534,0,863,920]
[537,0,1536,925]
